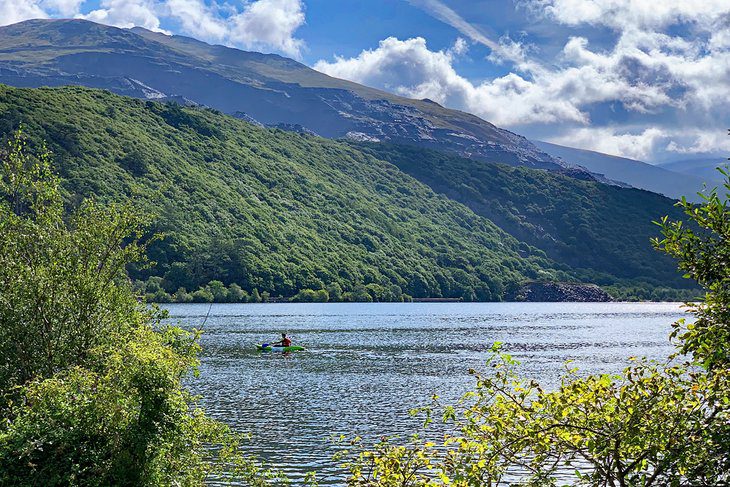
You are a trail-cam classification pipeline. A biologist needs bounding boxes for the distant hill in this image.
[351,143,689,289]
[0,18,574,172]
[658,157,729,186]
[533,140,715,201]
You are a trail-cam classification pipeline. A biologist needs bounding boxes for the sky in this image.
[2,0,730,162]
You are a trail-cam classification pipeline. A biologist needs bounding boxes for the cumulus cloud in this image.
[228,0,305,57]
[6,0,306,58]
[45,0,85,16]
[548,127,668,161]
[163,0,227,41]
[0,0,87,26]
[0,1,47,26]
[316,0,730,159]
[81,0,164,32]
[163,0,307,58]
[314,35,653,126]
[667,131,730,155]
[315,37,474,110]
[531,0,730,30]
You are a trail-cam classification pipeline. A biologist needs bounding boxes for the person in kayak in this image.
[272,333,291,348]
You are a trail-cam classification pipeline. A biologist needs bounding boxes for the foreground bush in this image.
[0,131,298,485]
[343,176,730,484]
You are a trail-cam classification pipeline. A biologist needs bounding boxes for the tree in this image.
[207,280,229,302]
[191,288,214,303]
[251,288,262,303]
[327,282,343,302]
[343,285,373,303]
[0,131,296,486]
[227,283,248,303]
[173,287,194,303]
[653,172,730,369]
[0,129,151,392]
[291,288,329,302]
[163,262,196,293]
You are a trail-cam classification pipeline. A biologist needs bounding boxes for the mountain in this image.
[0,18,574,173]
[658,157,729,185]
[0,85,696,300]
[0,84,573,301]
[351,143,688,289]
[533,140,715,201]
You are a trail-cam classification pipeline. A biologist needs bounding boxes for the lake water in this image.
[163,302,689,484]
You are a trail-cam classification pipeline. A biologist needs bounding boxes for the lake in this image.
[163,302,689,484]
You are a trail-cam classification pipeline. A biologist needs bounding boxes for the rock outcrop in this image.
[512,282,613,302]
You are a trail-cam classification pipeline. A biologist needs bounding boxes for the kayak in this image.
[256,344,306,352]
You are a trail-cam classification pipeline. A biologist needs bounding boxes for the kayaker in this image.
[272,333,291,347]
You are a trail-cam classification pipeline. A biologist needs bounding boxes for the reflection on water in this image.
[163,302,688,484]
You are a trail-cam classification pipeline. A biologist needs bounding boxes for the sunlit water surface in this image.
[163,302,688,484]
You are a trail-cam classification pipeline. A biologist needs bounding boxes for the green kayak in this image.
[256,344,305,352]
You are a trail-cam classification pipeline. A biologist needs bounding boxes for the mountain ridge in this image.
[0,18,574,172]
[533,140,715,201]
[658,157,729,184]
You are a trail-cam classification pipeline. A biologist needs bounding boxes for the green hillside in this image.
[351,143,689,289]
[0,85,571,301]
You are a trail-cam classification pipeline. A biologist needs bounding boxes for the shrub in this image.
[191,288,214,303]
[291,288,329,302]
[0,130,150,393]
[227,283,248,303]
[172,287,194,303]
[0,131,294,486]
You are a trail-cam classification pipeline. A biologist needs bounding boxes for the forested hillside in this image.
[0,85,570,301]
[351,143,690,290]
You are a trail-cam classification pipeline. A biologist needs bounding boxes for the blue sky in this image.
[4,0,730,162]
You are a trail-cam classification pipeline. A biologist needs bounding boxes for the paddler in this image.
[271,332,292,348]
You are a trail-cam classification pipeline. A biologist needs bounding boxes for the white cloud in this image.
[0,0,89,25]
[44,0,85,16]
[531,0,730,30]
[0,0,48,26]
[62,0,305,57]
[315,37,471,107]
[81,0,164,32]
[314,35,665,126]
[667,131,730,155]
[229,0,305,58]
[407,0,540,71]
[316,1,730,159]
[164,0,227,41]
[406,0,500,51]
[548,127,668,160]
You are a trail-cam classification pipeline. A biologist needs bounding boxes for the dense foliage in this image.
[342,175,730,485]
[0,85,572,302]
[655,174,730,370]
[351,143,694,291]
[0,132,301,486]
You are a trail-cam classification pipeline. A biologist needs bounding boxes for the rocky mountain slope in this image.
[0,18,572,171]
